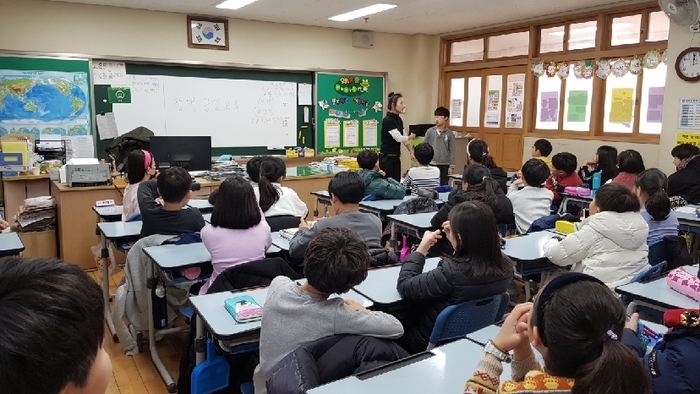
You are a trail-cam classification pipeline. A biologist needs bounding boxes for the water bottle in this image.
[591,172,601,197]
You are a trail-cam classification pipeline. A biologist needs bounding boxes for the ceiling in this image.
[48,0,650,35]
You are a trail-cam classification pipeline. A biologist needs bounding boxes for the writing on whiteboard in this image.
[130,76,162,94]
[171,97,240,113]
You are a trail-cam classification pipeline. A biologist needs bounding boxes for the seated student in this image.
[465,273,651,394]
[543,183,649,288]
[207,155,269,205]
[545,152,583,203]
[623,311,700,394]
[0,257,112,394]
[288,172,394,266]
[402,143,441,194]
[532,138,553,169]
[357,149,406,200]
[634,169,679,244]
[138,166,205,238]
[398,201,514,354]
[668,143,700,204]
[578,145,619,188]
[467,139,508,193]
[255,157,308,218]
[253,227,404,394]
[200,176,271,294]
[612,149,645,189]
[508,159,553,234]
[122,149,157,220]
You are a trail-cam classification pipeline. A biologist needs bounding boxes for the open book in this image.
[279,221,316,240]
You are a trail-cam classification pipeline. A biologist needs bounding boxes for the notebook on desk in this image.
[224,295,263,323]
[279,221,316,240]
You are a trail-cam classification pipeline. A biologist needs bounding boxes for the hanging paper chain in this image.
[531,49,667,79]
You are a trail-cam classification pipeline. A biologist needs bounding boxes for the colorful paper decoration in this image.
[644,50,662,69]
[662,50,668,64]
[334,76,370,96]
[557,62,569,80]
[596,60,612,79]
[545,61,557,77]
[532,60,545,77]
[612,58,629,78]
[372,101,383,112]
[531,50,666,79]
[629,55,644,75]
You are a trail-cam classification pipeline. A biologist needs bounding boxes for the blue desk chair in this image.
[427,293,509,350]
[647,240,667,267]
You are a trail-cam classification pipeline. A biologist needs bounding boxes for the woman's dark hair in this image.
[635,169,671,221]
[126,149,150,184]
[448,201,512,278]
[671,143,700,160]
[211,176,262,229]
[467,139,497,168]
[617,150,645,174]
[596,145,619,183]
[593,183,640,213]
[258,157,286,212]
[246,155,270,183]
[463,164,499,208]
[387,92,403,112]
[530,280,652,394]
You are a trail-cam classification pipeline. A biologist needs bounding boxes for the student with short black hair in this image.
[634,169,679,243]
[545,152,583,203]
[508,159,554,233]
[668,143,700,204]
[0,257,112,394]
[207,155,269,205]
[544,183,649,288]
[467,139,508,193]
[612,150,645,189]
[579,145,619,188]
[402,143,440,194]
[254,227,404,394]
[424,106,456,185]
[255,157,308,218]
[532,138,553,169]
[138,166,205,237]
[199,176,271,294]
[122,149,157,220]
[357,149,405,199]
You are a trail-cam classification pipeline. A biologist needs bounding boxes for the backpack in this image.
[105,126,154,172]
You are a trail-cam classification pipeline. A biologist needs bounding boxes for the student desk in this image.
[92,199,215,223]
[558,194,592,214]
[270,231,290,251]
[359,193,449,218]
[311,190,332,218]
[675,205,700,234]
[386,212,436,252]
[615,265,700,314]
[352,258,440,306]
[0,232,25,256]
[448,174,462,188]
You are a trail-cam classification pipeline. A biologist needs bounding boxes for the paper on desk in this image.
[298,83,312,106]
[96,113,119,140]
[676,206,697,214]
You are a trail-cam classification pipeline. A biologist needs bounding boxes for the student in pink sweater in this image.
[200,176,271,294]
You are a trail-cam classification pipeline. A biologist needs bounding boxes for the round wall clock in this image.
[675,47,700,82]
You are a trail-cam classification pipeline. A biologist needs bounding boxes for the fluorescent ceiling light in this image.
[216,0,258,10]
[329,4,397,22]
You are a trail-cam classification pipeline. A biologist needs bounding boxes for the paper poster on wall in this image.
[678,98,700,129]
[95,113,119,140]
[363,119,378,146]
[92,61,126,85]
[324,118,340,148]
[609,88,634,123]
[343,120,359,147]
[485,90,501,127]
[567,90,588,123]
[540,91,559,122]
[451,99,463,119]
[647,87,664,123]
[506,82,523,128]
[298,83,312,106]
[676,132,700,147]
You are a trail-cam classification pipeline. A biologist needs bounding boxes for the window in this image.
[604,73,638,133]
[540,26,564,54]
[488,32,529,58]
[449,78,465,127]
[648,11,670,42]
[467,77,482,127]
[485,75,502,128]
[640,63,667,134]
[536,76,561,130]
[611,14,642,46]
[564,73,593,132]
[568,20,597,50]
[451,39,484,63]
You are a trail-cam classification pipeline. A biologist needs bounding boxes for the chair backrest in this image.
[647,240,666,267]
[126,213,142,222]
[266,215,302,232]
[163,232,202,245]
[632,260,668,283]
[427,293,510,350]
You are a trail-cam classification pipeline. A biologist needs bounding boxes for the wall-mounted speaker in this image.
[352,30,374,48]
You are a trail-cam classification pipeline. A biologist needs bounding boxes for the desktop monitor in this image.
[149,136,212,172]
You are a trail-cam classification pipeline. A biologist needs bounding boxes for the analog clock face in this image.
[677,48,700,82]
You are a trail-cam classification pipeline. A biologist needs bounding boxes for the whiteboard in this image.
[112,75,297,147]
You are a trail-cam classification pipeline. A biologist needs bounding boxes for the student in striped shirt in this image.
[403,143,441,195]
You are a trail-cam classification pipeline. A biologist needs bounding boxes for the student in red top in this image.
[545,152,583,205]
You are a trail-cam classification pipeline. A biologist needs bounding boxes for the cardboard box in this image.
[18,230,58,258]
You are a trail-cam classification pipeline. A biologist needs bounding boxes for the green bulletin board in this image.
[315,73,384,154]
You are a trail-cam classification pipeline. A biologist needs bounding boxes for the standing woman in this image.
[380,92,416,181]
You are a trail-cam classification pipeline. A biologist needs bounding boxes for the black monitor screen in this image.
[149,136,212,172]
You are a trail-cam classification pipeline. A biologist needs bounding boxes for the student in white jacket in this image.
[507,158,553,233]
[543,183,649,288]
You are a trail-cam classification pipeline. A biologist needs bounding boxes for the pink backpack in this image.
[563,186,591,197]
[666,266,700,302]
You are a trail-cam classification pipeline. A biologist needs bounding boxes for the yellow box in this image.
[285,149,299,158]
[338,159,359,169]
[555,220,576,234]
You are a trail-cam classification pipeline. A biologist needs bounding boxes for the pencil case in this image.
[224,295,263,323]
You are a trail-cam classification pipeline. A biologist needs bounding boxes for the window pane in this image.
[485,75,502,128]
[648,11,670,42]
[564,71,593,131]
[467,77,482,127]
[451,39,484,63]
[536,77,561,130]
[449,78,465,127]
[604,73,638,133]
[640,63,667,134]
[506,74,525,128]
[540,26,564,53]
[568,20,596,50]
[488,32,529,58]
[612,14,641,46]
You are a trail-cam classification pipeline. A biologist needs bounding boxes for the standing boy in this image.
[424,107,455,185]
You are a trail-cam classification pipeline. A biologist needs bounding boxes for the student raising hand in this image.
[415,229,442,255]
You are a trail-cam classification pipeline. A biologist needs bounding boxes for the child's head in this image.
[589,183,640,215]
[157,166,193,205]
[447,201,512,278]
[357,149,380,171]
[467,139,497,168]
[413,143,434,166]
[0,257,111,394]
[521,158,550,187]
[532,139,552,158]
[550,152,577,177]
[671,143,700,168]
[246,155,270,183]
[258,157,286,213]
[303,227,369,294]
[211,175,261,230]
[434,106,449,128]
[634,169,671,221]
[126,149,156,184]
[387,92,405,113]
[462,164,499,208]
[328,171,365,210]
[529,273,650,394]
[617,149,645,175]
[595,145,619,178]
